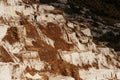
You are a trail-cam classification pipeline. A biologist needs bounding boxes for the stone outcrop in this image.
[0,0,120,80]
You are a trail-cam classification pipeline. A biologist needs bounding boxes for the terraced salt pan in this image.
[0,0,120,80]
[79,69,120,80]
[60,51,95,66]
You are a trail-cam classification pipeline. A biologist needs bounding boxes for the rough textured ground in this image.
[0,0,120,80]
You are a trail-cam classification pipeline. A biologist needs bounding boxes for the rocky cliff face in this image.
[0,0,120,80]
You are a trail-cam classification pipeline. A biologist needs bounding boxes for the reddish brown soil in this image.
[24,20,39,39]
[39,22,73,51]
[3,27,19,44]
[0,46,13,62]
[23,21,80,79]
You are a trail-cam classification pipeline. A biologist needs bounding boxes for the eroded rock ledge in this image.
[0,0,120,80]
